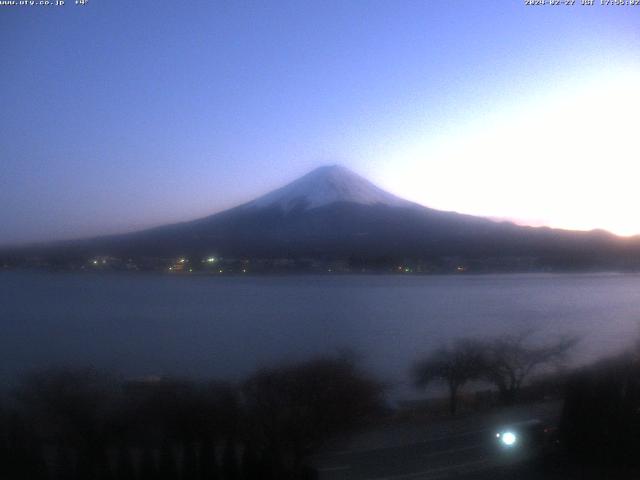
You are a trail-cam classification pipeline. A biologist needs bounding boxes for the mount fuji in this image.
[4,165,640,271]
[243,165,414,212]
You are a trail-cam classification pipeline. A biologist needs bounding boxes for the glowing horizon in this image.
[373,65,640,238]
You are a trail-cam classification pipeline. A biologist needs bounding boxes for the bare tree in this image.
[412,339,486,415]
[242,355,384,477]
[483,331,578,404]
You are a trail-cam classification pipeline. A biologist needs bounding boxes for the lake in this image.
[1,271,639,397]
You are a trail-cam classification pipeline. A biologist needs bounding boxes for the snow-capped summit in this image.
[245,165,413,212]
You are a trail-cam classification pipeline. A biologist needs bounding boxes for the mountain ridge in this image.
[2,165,640,273]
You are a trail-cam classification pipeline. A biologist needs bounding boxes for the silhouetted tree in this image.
[139,446,158,480]
[412,339,486,415]
[16,368,118,449]
[198,437,219,480]
[243,356,383,476]
[561,350,640,466]
[483,331,578,404]
[77,441,112,480]
[240,439,261,480]
[158,439,179,480]
[3,413,47,480]
[52,445,74,480]
[222,437,239,480]
[4,359,379,480]
[182,441,198,480]
[115,445,135,480]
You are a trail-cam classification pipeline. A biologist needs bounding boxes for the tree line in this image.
[412,331,579,415]
[0,356,384,480]
[0,331,587,479]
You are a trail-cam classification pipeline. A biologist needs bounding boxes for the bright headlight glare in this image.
[501,431,517,446]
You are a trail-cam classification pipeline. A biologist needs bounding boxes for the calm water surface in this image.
[2,271,639,396]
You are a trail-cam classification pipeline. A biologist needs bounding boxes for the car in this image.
[494,419,560,461]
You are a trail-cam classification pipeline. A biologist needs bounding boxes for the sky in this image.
[1,0,639,245]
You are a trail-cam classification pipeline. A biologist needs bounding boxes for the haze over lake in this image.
[2,271,639,396]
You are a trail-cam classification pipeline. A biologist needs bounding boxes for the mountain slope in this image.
[3,165,640,271]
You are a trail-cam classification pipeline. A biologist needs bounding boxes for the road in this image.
[311,401,563,480]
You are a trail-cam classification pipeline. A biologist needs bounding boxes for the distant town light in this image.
[178,258,186,263]
[206,257,217,263]
[92,260,98,265]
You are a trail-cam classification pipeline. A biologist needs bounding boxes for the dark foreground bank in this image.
[3,344,640,480]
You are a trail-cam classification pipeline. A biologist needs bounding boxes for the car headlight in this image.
[498,431,517,446]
